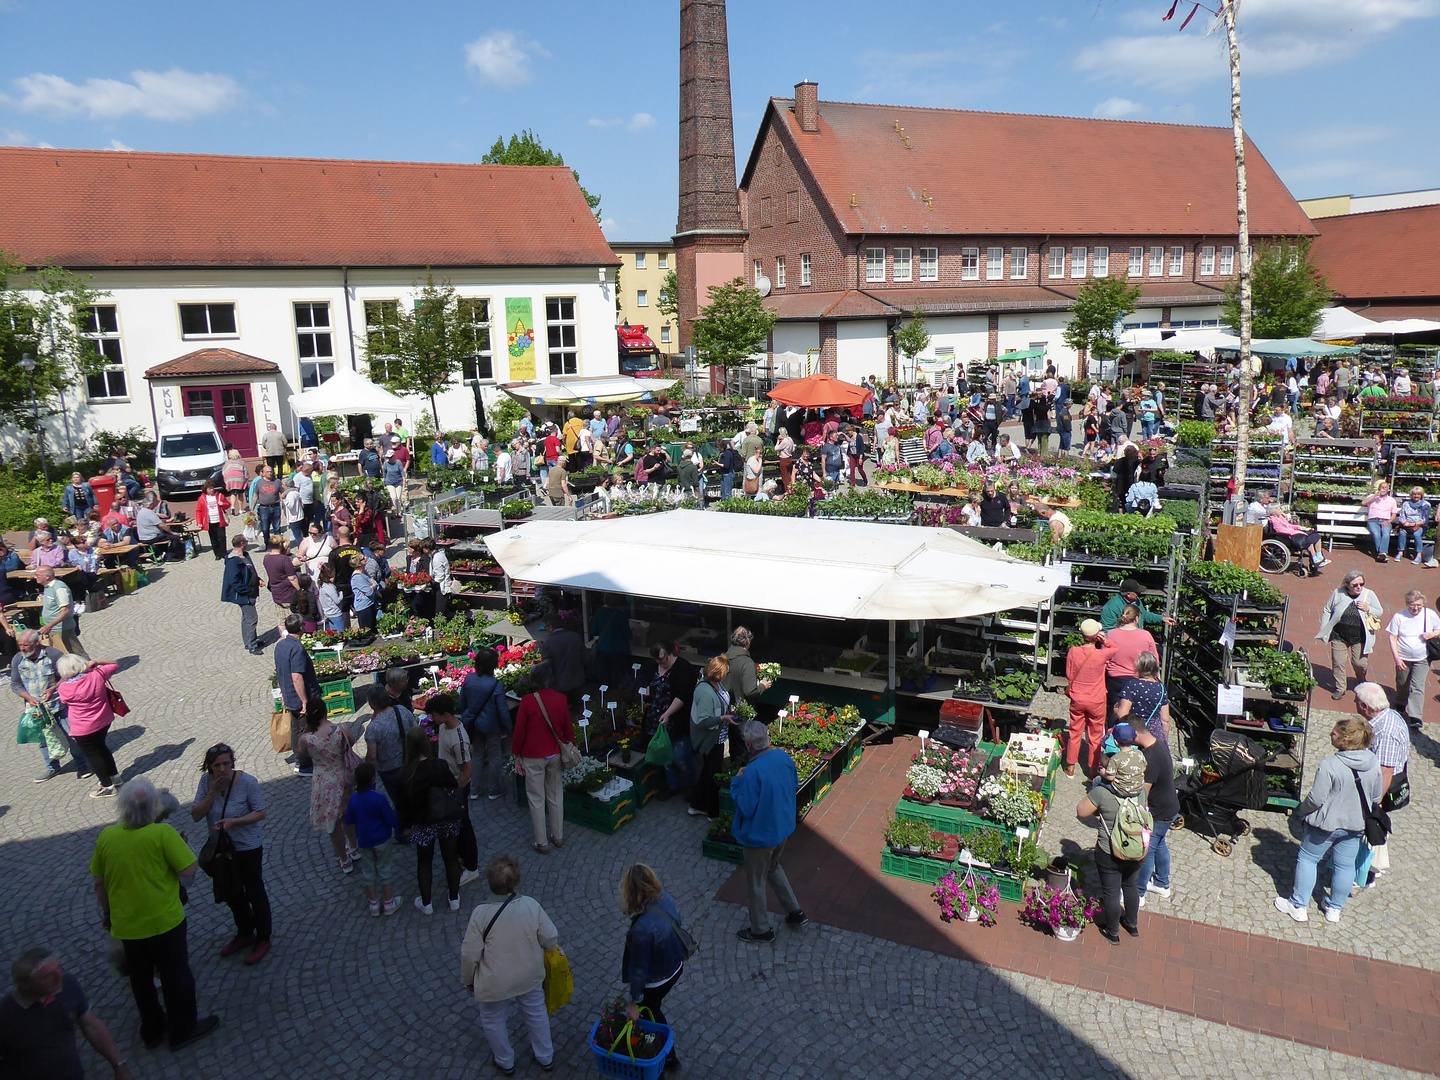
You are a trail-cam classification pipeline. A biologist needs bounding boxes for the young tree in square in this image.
[1062,277,1143,378]
[364,274,473,430]
[895,308,932,379]
[690,277,777,370]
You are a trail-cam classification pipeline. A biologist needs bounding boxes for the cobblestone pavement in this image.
[0,556,1431,1079]
[1032,688,1440,971]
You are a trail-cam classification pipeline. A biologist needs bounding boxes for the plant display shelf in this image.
[1390,448,1440,488]
[1046,548,1180,689]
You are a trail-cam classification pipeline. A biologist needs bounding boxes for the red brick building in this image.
[738,85,1316,381]
[1309,203,1440,322]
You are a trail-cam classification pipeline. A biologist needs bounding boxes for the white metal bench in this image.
[1315,503,1369,551]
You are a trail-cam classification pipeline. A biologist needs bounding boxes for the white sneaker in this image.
[74,602,86,615]
[448,896,461,912]
[458,868,480,888]
[1427,560,1438,569]
[1138,894,1147,908]
[1324,906,1342,924]
[413,896,433,916]
[1148,883,1172,899]
[1274,896,1308,923]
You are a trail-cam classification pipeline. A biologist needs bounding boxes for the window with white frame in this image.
[545,296,578,376]
[1148,246,1164,276]
[79,305,127,400]
[754,259,763,287]
[1010,247,1027,280]
[457,297,493,382]
[1093,247,1109,277]
[660,326,670,344]
[657,252,668,270]
[800,253,812,286]
[866,248,885,282]
[294,302,334,387]
[363,300,401,382]
[961,247,979,280]
[1200,245,1216,275]
[634,252,646,270]
[637,290,648,307]
[1071,247,1087,278]
[892,248,912,282]
[1169,246,1185,276]
[775,257,787,288]
[1128,246,1144,277]
[1048,246,1065,279]
[920,248,939,281]
[1220,245,1235,274]
[179,302,237,339]
[986,247,1004,280]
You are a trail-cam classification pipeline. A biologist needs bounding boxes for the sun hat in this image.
[1108,747,1147,797]
[1079,619,1103,638]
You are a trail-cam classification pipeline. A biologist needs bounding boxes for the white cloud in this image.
[6,68,242,121]
[463,30,547,90]
[627,112,655,132]
[1283,157,1424,189]
[587,117,610,127]
[600,217,617,233]
[1075,0,1440,93]
[1093,97,1147,119]
[106,139,133,151]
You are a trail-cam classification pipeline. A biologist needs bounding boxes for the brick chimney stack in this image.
[794,81,819,133]
[674,0,747,354]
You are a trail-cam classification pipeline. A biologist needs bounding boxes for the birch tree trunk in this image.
[1223,0,1254,510]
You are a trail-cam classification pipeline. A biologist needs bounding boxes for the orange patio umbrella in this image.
[766,373,873,409]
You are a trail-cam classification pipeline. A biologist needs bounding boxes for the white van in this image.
[154,416,227,498]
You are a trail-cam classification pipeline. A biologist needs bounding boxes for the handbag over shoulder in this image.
[533,693,581,770]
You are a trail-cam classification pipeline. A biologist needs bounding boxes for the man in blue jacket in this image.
[220,536,262,654]
[730,721,807,942]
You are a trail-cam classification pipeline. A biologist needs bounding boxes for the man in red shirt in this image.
[1064,619,1117,777]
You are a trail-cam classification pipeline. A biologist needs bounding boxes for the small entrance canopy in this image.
[501,375,660,406]
[483,510,1067,623]
[286,365,416,423]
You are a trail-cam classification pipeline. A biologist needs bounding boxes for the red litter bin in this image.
[90,474,117,519]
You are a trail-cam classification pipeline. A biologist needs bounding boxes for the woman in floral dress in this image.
[299,697,359,872]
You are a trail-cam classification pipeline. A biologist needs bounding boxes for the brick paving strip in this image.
[716,739,1440,1076]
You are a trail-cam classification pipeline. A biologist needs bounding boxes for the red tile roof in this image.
[0,148,617,269]
[744,98,1315,239]
[1311,204,1440,301]
[144,348,280,379]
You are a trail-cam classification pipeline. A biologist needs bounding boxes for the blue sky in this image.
[2,0,1437,241]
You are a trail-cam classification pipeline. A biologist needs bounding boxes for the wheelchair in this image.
[1259,522,1317,577]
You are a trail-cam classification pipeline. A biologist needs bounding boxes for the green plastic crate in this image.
[614,763,667,808]
[718,786,734,816]
[563,789,635,833]
[880,848,957,885]
[319,678,354,719]
[701,837,744,864]
[844,745,864,774]
[895,797,1020,841]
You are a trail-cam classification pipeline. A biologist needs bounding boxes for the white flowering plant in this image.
[906,763,945,800]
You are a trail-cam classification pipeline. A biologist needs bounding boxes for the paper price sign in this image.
[1216,683,1245,715]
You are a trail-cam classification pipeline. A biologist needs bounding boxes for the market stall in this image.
[286,365,416,442]
[483,510,1069,691]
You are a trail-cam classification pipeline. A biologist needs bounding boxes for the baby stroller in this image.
[1175,730,1272,856]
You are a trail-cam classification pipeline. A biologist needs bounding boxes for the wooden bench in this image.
[1315,503,1370,552]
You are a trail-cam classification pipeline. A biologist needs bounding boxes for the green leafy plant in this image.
[991,671,1039,704]
[1185,560,1284,606]
[1244,649,1317,697]
[883,815,942,855]
[1175,420,1217,447]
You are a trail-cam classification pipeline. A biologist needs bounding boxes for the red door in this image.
[184,385,258,457]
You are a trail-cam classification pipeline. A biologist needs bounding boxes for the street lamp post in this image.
[19,352,51,495]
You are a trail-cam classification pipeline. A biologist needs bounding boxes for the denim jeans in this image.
[257,504,281,545]
[1365,519,1391,558]
[1138,816,1171,895]
[1396,524,1427,559]
[720,471,736,499]
[238,602,258,650]
[1288,825,1362,912]
[1141,420,1156,440]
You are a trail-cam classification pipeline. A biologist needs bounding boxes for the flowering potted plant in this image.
[933,869,1000,925]
[977,775,1043,829]
[756,662,782,683]
[392,571,432,591]
[904,763,944,802]
[1019,884,1102,942]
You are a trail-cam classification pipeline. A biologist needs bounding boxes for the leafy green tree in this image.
[482,129,601,222]
[1222,237,1331,339]
[657,268,679,321]
[1062,276,1143,378]
[895,308,931,374]
[29,265,109,461]
[690,277,777,370]
[364,274,475,429]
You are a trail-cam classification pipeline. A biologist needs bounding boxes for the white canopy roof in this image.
[1314,306,1383,341]
[501,375,660,406]
[1120,328,1241,354]
[287,365,416,421]
[483,510,1068,622]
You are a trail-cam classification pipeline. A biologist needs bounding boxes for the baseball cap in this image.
[1079,619,1103,638]
[1119,578,1142,594]
[1111,723,1138,745]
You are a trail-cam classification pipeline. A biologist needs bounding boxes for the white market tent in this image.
[287,365,416,426]
[1119,328,1240,354]
[1314,306,1383,341]
[484,510,1069,686]
[501,375,661,407]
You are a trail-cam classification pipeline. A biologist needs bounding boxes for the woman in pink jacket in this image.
[56,654,122,798]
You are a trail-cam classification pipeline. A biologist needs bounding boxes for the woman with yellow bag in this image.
[460,854,560,1075]
[619,864,690,1074]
